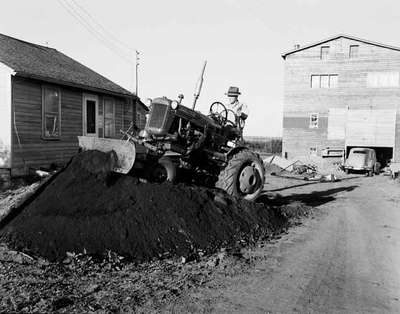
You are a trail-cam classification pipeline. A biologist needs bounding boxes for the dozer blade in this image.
[78,136,136,174]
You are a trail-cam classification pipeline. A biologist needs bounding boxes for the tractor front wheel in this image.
[149,157,177,183]
[216,149,265,201]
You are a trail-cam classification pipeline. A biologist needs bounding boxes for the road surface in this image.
[169,175,400,313]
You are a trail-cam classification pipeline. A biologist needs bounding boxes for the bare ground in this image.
[164,174,400,313]
[1,173,399,313]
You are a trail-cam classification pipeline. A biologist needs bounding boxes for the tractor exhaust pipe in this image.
[192,60,207,110]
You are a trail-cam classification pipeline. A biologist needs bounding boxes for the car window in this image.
[353,150,366,154]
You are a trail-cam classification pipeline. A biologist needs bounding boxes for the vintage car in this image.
[344,148,380,176]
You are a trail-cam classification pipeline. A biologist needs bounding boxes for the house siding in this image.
[135,103,148,129]
[283,37,400,161]
[11,76,133,176]
[0,62,13,169]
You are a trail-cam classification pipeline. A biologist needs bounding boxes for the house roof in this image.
[137,99,149,112]
[281,34,400,59]
[0,33,134,97]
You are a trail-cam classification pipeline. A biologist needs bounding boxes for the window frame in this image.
[320,46,330,60]
[349,45,359,59]
[82,93,99,137]
[309,113,319,129]
[310,74,338,88]
[310,147,318,156]
[103,97,115,138]
[311,75,320,88]
[329,74,338,88]
[41,85,61,140]
[320,75,329,88]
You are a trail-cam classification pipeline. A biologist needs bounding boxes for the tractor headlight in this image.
[171,100,179,110]
[139,129,149,139]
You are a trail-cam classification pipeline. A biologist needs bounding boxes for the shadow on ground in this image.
[258,185,359,207]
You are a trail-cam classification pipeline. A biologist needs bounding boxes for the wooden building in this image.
[281,34,400,165]
[0,33,145,177]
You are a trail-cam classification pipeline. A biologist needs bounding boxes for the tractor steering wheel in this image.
[209,102,228,125]
[226,109,237,127]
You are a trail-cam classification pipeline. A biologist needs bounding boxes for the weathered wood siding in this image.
[283,37,400,161]
[136,103,148,129]
[11,77,133,176]
[0,62,13,169]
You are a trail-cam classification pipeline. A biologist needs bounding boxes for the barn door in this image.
[83,94,99,137]
[345,109,396,147]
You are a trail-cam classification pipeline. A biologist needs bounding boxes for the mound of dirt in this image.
[0,151,285,262]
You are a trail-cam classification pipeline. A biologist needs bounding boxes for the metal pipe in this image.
[192,60,207,110]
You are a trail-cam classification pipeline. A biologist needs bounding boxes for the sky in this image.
[2,0,400,136]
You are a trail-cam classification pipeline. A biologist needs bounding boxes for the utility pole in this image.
[135,50,140,96]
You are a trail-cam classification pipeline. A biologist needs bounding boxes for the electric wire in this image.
[70,0,134,53]
[57,0,133,63]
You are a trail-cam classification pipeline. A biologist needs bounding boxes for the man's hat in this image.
[225,86,241,96]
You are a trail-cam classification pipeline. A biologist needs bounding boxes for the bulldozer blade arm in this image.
[78,136,136,174]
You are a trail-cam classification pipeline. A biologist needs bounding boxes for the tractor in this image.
[79,96,265,201]
[78,62,265,201]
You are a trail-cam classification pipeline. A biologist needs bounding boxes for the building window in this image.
[42,86,61,139]
[329,74,338,88]
[320,75,329,88]
[311,75,320,88]
[104,98,115,137]
[309,113,319,129]
[310,147,317,155]
[320,46,329,60]
[310,74,338,88]
[367,72,399,87]
[349,45,359,58]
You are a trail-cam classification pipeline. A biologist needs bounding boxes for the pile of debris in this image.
[264,155,341,182]
[0,151,285,262]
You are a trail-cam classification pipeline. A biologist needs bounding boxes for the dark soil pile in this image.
[0,151,286,262]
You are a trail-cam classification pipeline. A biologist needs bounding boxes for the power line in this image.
[57,0,133,63]
[59,0,131,61]
[70,0,134,53]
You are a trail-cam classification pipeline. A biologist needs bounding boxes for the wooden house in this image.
[0,33,144,178]
[281,34,400,166]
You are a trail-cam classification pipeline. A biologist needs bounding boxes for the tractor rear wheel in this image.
[216,149,265,201]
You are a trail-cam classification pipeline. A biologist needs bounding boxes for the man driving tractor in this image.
[225,86,248,123]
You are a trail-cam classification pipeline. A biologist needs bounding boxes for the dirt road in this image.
[168,175,400,313]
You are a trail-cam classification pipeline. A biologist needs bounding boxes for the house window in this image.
[311,75,320,88]
[367,72,399,87]
[329,75,338,88]
[309,113,319,128]
[310,74,338,88]
[320,75,329,88]
[42,86,61,139]
[349,45,359,58]
[320,46,329,60]
[104,98,115,137]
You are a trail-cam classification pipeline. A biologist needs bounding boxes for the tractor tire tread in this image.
[216,149,265,201]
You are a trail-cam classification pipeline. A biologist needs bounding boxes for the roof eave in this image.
[281,34,400,59]
[15,72,136,99]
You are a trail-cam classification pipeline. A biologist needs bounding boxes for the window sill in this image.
[41,137,61,141]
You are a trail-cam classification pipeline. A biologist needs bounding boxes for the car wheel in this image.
[374,162,381,175]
